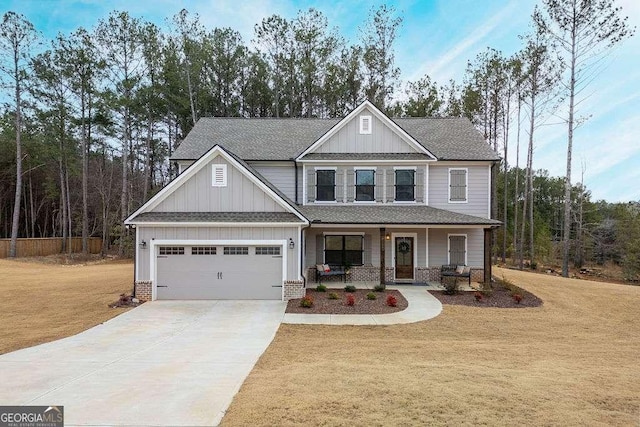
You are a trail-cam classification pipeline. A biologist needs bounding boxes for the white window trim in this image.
[359,115,372,134]
[315,168,337,203]
[448,167,468,204]
[211,164,227,187]
[391,232,418,281]
[447,233,468,266]
[393,167,417,203]
[354,167,376,203]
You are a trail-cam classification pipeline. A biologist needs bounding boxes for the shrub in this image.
[346,294,355,306]
[474,291,483,302]
[344,284,357,293]
[386,294,397,307]
[300,295,314,308]
[373,283,386,292]
[442,278,460,295]
[328,292,339,300]
[366,292,376,300]
[316,284,327,292]
[512,293,523,304]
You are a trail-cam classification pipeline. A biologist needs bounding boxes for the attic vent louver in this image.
[359,115,372,134]
[212,164,227,187]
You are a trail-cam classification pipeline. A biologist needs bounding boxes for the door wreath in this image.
[398,241,411,254]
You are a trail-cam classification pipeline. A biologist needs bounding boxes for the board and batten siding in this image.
[428,228,483,267]
[316,107,418,153]
[154,155,286,213]
[248,161,297,201]
[428,164,490,218]
[136,226,300,281]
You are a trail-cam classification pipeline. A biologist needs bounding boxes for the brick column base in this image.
[284,280,305,301]
[135,281,152,301]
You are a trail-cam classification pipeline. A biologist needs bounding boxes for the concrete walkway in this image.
[282,285,442,325]
[0,300,286,427]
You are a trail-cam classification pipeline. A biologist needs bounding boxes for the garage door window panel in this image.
[159,247,184,255]
[191,246,216,255]
[224,246,249,255]
[255,246,281,255]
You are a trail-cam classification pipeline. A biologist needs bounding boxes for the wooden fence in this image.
[0,237,102,258]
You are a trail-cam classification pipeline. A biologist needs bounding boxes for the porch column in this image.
[380,227,386,285]
[484,228,492,284]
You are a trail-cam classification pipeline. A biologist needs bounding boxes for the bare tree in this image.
[0,12,38,257]
[536,0,635,277]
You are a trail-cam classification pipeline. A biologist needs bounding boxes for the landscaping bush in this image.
[512,293,523,304]
[328,292,339,300]
[346,294,355,306]
[474,291,483,302]
[442,278,460,295]
[316,284,327,292]
[366,292,376,300]
[300,295,314,308]
[344,284,356,293]
[373,283,386,292]
[386,294,397,307]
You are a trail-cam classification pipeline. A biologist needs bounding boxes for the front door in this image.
[395,237,414,280]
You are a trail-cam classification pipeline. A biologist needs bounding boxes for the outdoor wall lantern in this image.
[289,238,295,249]
[385,233,391,240]
[139,240,147,249]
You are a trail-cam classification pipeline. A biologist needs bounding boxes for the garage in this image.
[155,243,284,300]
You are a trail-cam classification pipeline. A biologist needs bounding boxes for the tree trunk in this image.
[562,25,577,278]
[513,97,521,265]
[9,50,22,258]
[65,161,72,254]
[81,91,89,254]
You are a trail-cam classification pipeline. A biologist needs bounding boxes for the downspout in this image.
[294,159,299,204]
[300,225,307,289]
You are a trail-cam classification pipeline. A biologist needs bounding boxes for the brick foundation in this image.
[283,280,305,300]
[135,280,152,301]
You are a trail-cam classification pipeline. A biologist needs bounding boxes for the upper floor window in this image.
[316,169,336,201]
[449,168,468,202]
[395,169,415,202]
[355,169,375,201]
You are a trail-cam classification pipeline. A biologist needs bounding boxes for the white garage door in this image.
[156,244,283,299]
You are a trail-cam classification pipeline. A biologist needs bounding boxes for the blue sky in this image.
[5,0,639,202]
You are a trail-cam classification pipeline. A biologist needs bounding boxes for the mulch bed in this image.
[286,288,408,314]
[430,285,543,308]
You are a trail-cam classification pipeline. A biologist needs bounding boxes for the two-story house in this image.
[125,101,500,301]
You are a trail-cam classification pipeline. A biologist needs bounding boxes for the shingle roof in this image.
[132,212,305,223]
[170,117,499,161]
[300,153,432,160]
[172,118,340,161]
[298,205,501,226]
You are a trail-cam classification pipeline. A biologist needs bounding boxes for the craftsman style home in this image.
[125,101,500,301]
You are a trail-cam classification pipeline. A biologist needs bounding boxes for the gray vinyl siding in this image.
[136,225,300,281]
[428,228,483,267]
[428,164,490,218]
[316,107,418,153]
[306,164,425,204]
[248,161,296,201]
[154,155,285,213]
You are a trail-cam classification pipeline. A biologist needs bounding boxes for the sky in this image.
[4,0,639,203]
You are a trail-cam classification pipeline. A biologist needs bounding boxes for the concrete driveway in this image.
[0,300,286,426]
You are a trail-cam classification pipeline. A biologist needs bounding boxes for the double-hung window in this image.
[324,235,364,266]
[395,169,415,202]
[316,170,336,202]
[355,169,375,201]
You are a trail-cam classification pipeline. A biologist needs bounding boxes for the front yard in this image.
[0,258,133,354]
[222,267,640,426]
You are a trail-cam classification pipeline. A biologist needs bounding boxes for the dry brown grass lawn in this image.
[0,258,133,354]
[222,267,640,426]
